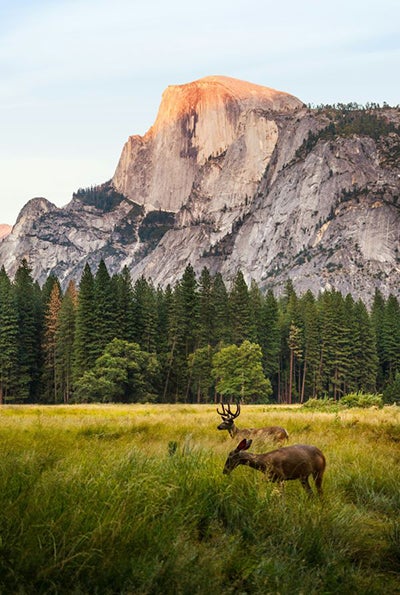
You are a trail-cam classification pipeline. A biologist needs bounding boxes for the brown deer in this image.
[222,438,326,496]
[217,402,288,443]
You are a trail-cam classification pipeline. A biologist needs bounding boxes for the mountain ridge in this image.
[0,76,399,303]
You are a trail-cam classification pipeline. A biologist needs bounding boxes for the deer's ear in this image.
[236,438,251,451]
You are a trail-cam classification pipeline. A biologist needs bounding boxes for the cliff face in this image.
[112,76,302,213]
[0,76,399,302]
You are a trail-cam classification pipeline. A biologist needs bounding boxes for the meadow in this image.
[0,404,399,594]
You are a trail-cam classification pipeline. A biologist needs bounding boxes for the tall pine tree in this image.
[73,263,97,380]
[55,281,77,403]
[0,267,18,403]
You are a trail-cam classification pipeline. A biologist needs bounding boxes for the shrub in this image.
[302,397,337,410]
[340,392,383,409]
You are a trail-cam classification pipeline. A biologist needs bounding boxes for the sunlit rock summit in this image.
[0,75,399,301]
[113,76,302,212]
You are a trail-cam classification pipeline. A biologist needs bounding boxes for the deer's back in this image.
[239,426,288,442]
[263,444,325,480]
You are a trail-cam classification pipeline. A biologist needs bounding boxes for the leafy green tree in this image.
[0,267,18,403]
[212,340,272,403]
[74,338,160,403]
[187,345,214,403]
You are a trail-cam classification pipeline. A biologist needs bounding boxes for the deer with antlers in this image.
[216,402,288,443]
[223,438,326,497]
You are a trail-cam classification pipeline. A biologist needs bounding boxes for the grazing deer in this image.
[217,402,288,443]
[222,438,326,497]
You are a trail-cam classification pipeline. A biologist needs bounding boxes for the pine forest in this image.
[0,259,399,406]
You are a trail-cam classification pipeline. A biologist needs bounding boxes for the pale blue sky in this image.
[1,0,399,224]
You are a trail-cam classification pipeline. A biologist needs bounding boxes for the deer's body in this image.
[217,403,288,443]
[223,439,326,496]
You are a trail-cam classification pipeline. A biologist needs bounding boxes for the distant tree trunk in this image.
[288,348,294,405]
[300,359,307,404]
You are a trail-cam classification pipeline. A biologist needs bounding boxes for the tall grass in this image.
[0,404,399,593]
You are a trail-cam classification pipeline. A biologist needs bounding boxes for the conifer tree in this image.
[352,299,378,392]
[382,294,400,380]
[211,273,230,345]
[319,290,352,399]
[133,276,158,353]
[229,270,253,345]
[164,265,199,400]
[41,275,61,309]
[198,267,215,348]
[94,259,117,357]
[42,283,62,402]
[259,289,281,394]
[113,267,135,342]
[55,281,77,403]
[249,280,264,346]
[371,289,386,388]
[73,263,97,379]
[278,280,300,403]
[298,290,321,401]
[14,259,42,401]
[0,267,18,403]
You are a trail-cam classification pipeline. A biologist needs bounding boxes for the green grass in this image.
[0,404,399,594]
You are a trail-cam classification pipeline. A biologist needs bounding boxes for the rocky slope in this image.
[0,76,399,302]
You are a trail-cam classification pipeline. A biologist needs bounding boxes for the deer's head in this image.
[216,402,241,431]
[223,438,252,474]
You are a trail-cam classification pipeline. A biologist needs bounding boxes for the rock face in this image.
[0,75,399,303]
[112,75,302,213]
[0,224,11,240]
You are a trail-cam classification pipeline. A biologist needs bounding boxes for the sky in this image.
[1,0,399,225]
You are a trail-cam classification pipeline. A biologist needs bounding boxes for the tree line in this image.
[0,259,399,405]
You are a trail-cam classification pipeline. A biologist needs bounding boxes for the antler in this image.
[216,402,241,420]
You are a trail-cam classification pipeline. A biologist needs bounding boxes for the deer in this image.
[222,438,326,497]
[217,402,289,443]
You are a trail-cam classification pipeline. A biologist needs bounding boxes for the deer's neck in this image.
[240,453,267,473]
[229,423,239,438]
